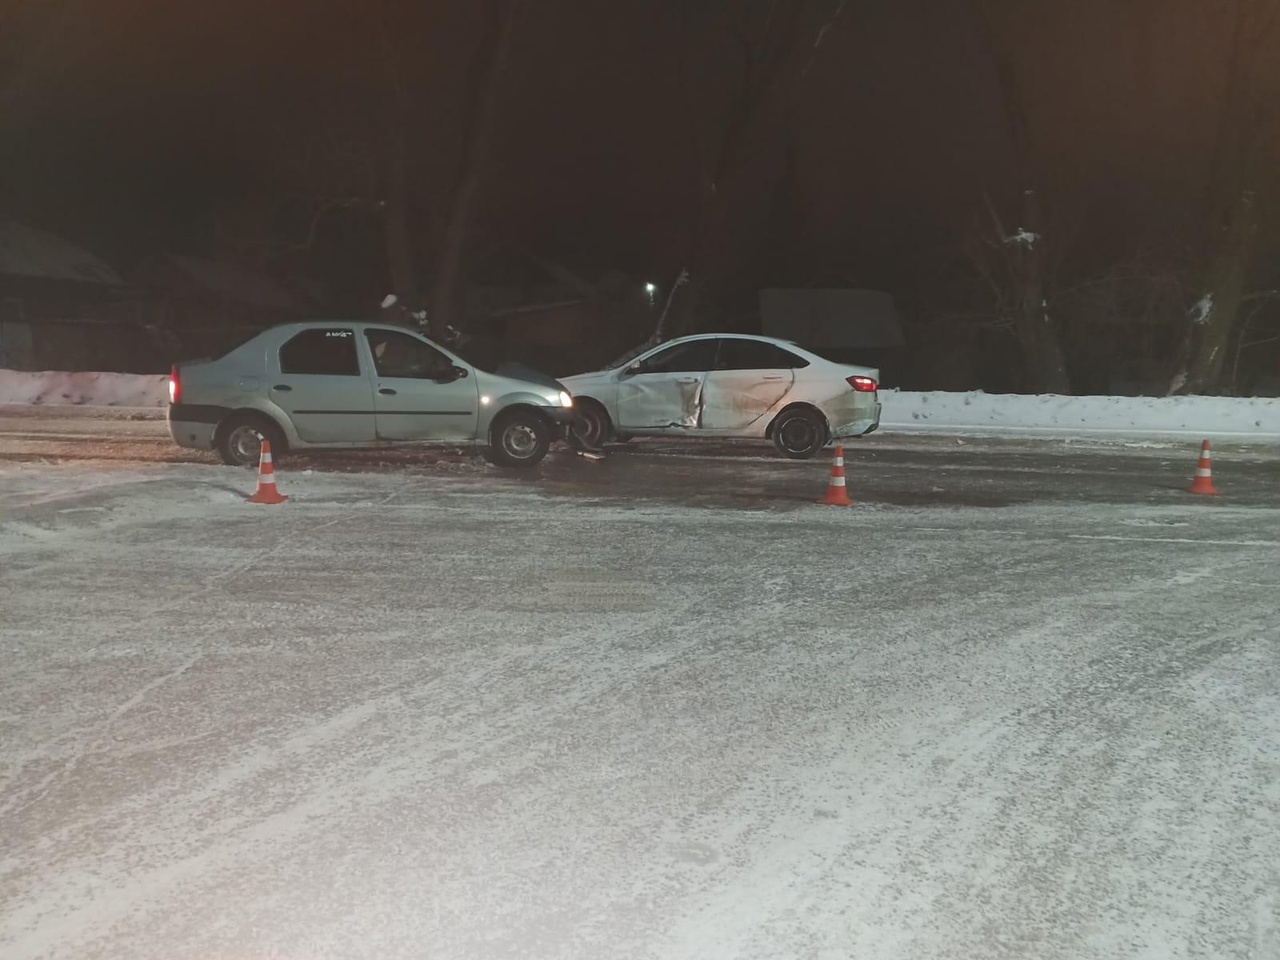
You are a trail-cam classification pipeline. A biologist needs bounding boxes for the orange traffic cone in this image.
[247,439,288,504]
[818,444,853,506]
[1186,439,1218,496]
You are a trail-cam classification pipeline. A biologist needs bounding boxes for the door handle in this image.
[676,377,700,383]
[762,376,784,380]
[271,384,292,392]
[379,388,397,396]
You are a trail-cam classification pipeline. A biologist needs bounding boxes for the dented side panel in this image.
[701,370,793,432]
[617,372,707,429]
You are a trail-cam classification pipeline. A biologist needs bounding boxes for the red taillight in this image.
[847,375,877,392]
[169,366,181,405]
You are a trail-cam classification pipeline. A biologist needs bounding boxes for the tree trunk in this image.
[383,123,418,311]
[656,1,849,340]
[1007,188,1071,394]
[1167,0,1270,395]
[427,0,524,339]
[1170,187,1258,394]
[970,1,1071,394]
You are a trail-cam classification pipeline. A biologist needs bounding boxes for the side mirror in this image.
[437,365,468,382]
[431,365,467,383]
[622,362,641,377]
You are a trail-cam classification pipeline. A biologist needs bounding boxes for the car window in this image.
[716,338,810,370]
[365,329,453,379]
[634,339,718,374]
[279,328,360,376]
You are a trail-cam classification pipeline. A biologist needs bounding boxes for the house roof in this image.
[0,221,125,286]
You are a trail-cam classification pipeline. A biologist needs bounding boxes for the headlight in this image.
[558,391,573,408]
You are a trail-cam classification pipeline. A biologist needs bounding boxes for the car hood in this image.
[559,370,613,390]
[491,361,567,393]
[472,362,570,400]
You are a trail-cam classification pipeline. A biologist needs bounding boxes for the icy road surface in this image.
[2,459,1279,960]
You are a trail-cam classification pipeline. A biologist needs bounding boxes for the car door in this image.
[700,338,802,432]
[363,329,479,442]
[616,338,720,430]
[270,327,376,442]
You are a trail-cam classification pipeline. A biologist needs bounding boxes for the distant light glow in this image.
[481,395,491,405]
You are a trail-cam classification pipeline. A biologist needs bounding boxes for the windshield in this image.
[446,338,500,374]
[601,338,658,371]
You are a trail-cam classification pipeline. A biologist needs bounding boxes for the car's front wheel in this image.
[771,408,828,459]
[216,414,286,467]
[485,409,552,468]
[572,398,613,448]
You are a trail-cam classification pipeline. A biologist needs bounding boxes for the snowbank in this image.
[880,390,1280,441]
[4,368,1280,441]
[0,369,168,408]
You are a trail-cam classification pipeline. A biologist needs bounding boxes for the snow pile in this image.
[880,390,1280,440]
[0,370,168,408]
[3,367,1279,441]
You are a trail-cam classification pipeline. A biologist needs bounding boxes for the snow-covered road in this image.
[2,461,1279,959]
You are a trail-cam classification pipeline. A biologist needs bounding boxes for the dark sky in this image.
[1,0,1275,296]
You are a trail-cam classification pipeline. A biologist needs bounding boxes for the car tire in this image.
[771,408,828,460]
[573,398,614,447]
[216,414,286,467]
[486,409,552,468]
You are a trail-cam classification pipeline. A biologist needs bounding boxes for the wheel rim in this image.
[779,418,816,453]
[502,422,540,459]
[227,425,263,464]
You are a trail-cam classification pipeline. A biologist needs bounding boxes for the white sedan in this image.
[560,334,881,459]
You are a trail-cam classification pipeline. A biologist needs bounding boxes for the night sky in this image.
[2,0,1278,389]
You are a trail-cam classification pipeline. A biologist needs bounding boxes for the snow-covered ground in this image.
[2,461,1278,959]
[3,367,1280,441]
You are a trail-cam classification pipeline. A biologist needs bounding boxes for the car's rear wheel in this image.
[216,414,286,467]
[485,409,552,468]
[572,398,613,448]
[771,408,828,459]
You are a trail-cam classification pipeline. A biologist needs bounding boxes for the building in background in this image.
[0,220,140,371]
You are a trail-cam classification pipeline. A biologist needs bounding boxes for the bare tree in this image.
[210,122,387,272]
[1168,0,1279,395]
[660,0,851,339]
[377,0,422,312]
[427,0,527,339]
[968,0,1072,394]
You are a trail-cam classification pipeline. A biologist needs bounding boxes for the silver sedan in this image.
[167,322,575,468]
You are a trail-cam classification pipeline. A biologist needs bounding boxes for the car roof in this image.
[657,332,813,353]
[255,319,436,339]
[277,319,409,331]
